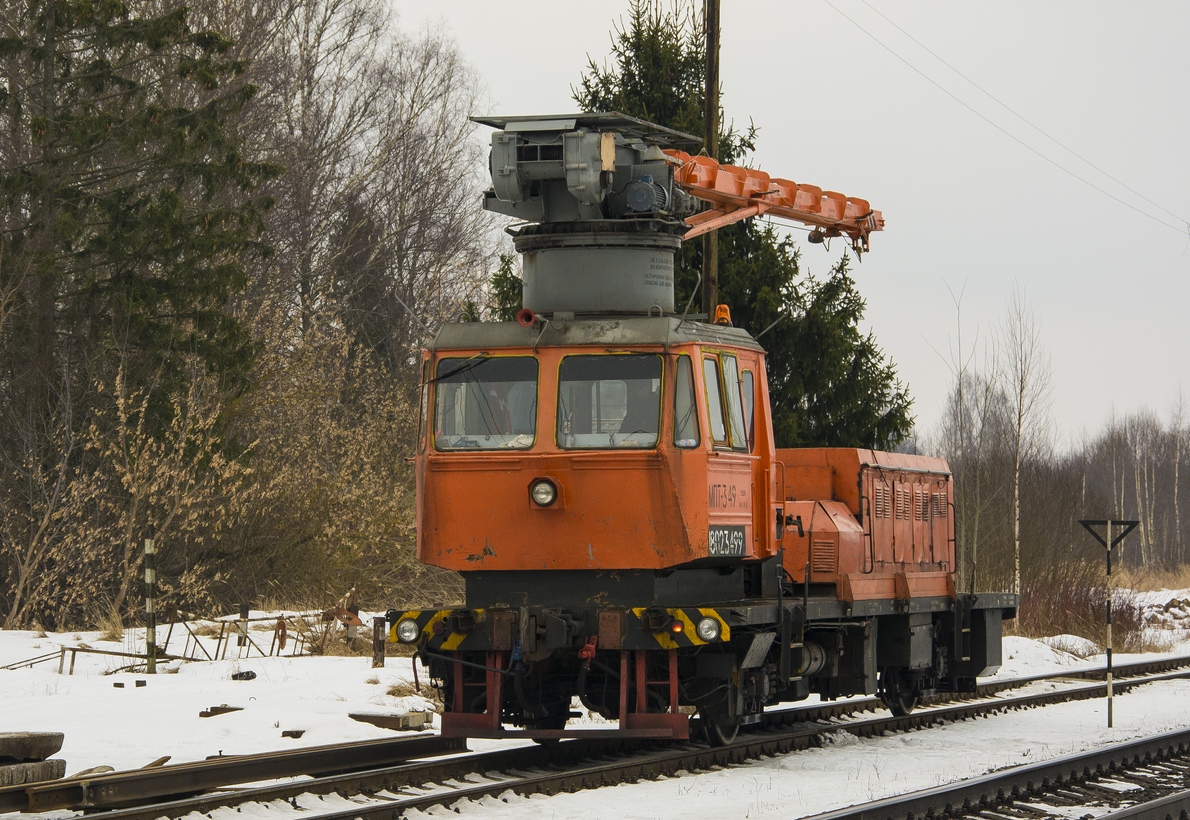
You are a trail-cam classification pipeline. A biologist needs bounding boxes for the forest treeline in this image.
[0,0,1179,637]
[925,291,1187,641]
[0,0,919,629]
[0,0,494,628]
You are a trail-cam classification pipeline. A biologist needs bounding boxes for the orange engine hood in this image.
[418,450,701,571]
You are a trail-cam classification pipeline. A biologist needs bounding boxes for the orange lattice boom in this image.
[664,150,884,252]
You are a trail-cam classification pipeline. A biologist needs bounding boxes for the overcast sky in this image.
[404,0,1190,445]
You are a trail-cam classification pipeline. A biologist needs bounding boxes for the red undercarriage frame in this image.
[439,648,690,740]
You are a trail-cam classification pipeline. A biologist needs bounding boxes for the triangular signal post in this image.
[1078,518,1139,728]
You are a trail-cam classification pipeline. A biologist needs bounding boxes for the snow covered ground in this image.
[0,613,444,775]
[441,674,1190,820]
[1136,587,1190,638]
[3,596,1190,820]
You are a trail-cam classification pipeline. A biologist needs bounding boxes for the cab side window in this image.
[673,356,700,448]
[741,370,755,450]
[702,357,728,444]
[417,359,430,453]
[720,354,748,452]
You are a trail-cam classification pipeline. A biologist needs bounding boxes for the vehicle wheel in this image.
[530,718,564,745]
[879,667,921,717]
[700,713,739,746]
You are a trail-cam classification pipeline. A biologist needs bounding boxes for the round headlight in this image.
[530,479,557,507]
[396,619,421,643]
[696,617,721,642]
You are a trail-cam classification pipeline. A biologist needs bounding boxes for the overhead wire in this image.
[860,0,1190,229]
[820,0,1189,236]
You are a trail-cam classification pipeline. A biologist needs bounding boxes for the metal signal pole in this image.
[1079,518,1138,728]
[701,0,720,316]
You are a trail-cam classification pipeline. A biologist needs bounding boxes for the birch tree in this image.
[998,287,1051,597]
[1173,394,1185,563]
[930,284,1009,592]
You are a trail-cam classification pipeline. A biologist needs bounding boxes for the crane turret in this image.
[475,112,882,317]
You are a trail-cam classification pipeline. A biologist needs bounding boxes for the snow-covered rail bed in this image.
[5,624,1190,820]
[12,659,1190,820]
[402,676,1190,820]
[804,725,1190,820]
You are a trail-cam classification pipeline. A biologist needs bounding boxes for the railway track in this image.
[10,654,1190,820]
[806,726,1190,820]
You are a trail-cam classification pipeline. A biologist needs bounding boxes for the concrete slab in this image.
[0,733,64,763]
[349,710,433,731]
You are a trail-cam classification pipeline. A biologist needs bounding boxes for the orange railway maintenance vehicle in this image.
[388,113,1016,745]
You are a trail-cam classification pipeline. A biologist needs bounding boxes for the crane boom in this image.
[664,150,884,252]
[474,112,885,315]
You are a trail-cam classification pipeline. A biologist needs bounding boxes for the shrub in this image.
[1014,561,1145,650]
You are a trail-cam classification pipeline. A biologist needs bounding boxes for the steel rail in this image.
[214,674,1190,820]
[73,658,1190,820]
[74,739,636,820]
[1098,787,1190,820]
[768,651,1190,724]
[802,727,1190,820]
[0,734,463,813]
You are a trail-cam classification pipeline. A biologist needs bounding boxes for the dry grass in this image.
[1014,561,1190,653]
[387,682,417,698]
[387,680,443,713]
[189,622,226,638]
[304,627,371,656]
[1041,634,1100,658]
[1135,630,1180,653]
[382,566,464,610]
[365,676,380,685]
[91,606,124,642]
[1117,564,1190,592]
[253,594,290,613]
[1013,562,1148,651]
[31,621,47,638]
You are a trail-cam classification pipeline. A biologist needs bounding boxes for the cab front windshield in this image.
[434,356,537,450]
[557,354,662,449]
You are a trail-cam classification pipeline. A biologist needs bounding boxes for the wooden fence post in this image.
[372,618,385,669]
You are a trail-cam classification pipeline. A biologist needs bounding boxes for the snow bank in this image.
[1038,634,1101,658]
[990,635,1086,678]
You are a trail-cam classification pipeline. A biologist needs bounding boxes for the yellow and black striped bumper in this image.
[629,607,731,648]
[389,608,485,651]
[390,606,732,653]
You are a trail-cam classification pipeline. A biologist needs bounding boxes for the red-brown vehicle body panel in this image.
[777,448,955,601]
[418,343,775,571]
[418,333,954,606]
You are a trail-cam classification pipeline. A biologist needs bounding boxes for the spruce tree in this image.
[488,253,522,322]
[570,0,913,449]
[0,0,279,427]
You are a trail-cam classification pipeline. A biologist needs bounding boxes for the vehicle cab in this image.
[416,315,780,574]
